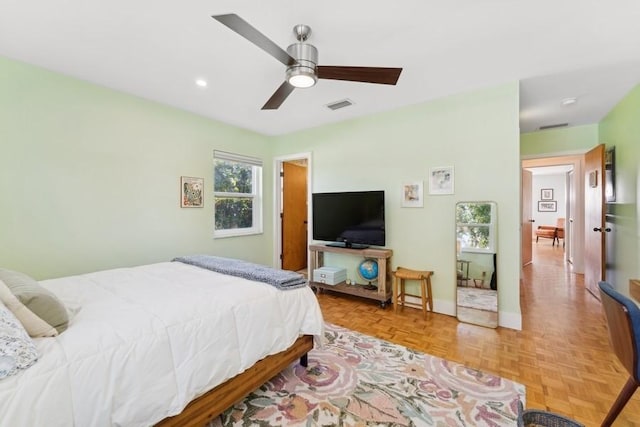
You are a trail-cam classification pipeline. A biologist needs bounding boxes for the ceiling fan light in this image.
[287,68,317,88]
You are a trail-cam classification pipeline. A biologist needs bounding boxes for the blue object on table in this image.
[358,259,378,282]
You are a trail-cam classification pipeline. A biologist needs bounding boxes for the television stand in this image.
[309,244,393,307]
[326,242,369,249]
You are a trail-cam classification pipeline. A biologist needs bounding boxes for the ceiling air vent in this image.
[326,99,354,111]
[539,123,568,130]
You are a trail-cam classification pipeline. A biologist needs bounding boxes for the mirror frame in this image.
[455,201,498,328]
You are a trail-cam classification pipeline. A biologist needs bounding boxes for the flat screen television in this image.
[312,190,385,248]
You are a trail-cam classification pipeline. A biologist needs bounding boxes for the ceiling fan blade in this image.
[262,81,295,110]
[317,66,403,85]
[212,14,296,66]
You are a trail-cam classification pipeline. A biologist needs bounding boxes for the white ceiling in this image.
[1,0,639,136]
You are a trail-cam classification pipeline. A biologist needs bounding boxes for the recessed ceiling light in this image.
[195,79,208,88]
[561,97,577,106]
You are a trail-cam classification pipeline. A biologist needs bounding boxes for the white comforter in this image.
[0,262,324,427]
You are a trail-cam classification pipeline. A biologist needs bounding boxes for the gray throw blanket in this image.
[172,255,308,290]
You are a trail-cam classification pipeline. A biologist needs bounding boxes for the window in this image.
[213,150,263,238]
[456,202,497,253]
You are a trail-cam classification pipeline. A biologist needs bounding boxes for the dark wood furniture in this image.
[309,244,393,307]
[598,281,640,427]
[556,218,565,247]
[156,334,313,426]
[535,218,565,247]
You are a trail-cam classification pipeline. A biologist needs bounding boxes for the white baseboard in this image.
[498,311,522,330]
[398,295,456,317]
[399,295,522,330]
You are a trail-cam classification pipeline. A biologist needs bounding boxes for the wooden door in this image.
[584,144,605,299]
[567,170,576,265]
[521,168,533,267]
[282,162,308,271]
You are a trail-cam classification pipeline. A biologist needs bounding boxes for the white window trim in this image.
[457,203,497,254]
[458,225,495,254]
[213,150,263,238]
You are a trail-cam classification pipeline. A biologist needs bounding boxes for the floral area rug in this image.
[211,323,524,426]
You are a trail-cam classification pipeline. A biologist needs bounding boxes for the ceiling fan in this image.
[212,14,403,110]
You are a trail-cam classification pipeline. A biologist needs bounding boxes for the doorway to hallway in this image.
[522,154,584,274]
[528,165,571,260]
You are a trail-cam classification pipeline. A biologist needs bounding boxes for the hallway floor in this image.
[317,241,640,426]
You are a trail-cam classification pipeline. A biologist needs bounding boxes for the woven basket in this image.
[521,410,585,427]
[517,401,584,427]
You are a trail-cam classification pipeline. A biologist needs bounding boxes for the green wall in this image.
[599,84,640,288]
[520,124,599,156]
[0,56,523,328]
[274,82,522,327]
[0,56,273,279]
[520,87,640,293]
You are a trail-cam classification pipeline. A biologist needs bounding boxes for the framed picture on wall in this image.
[401,181,424,207]
[180,176,204,208]
[540,188,554,200]
[605,146,616,202]
[428,166,454,195]
[538,201,557,212]
[589,170,598,188]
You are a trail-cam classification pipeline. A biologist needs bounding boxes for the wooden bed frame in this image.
[156,334,314,427]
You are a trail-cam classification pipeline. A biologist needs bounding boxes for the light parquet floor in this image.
[317,241,640,426]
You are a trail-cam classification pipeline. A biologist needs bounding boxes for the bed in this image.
[0,259,324,427]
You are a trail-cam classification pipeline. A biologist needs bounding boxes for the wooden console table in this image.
[308,244,393,307]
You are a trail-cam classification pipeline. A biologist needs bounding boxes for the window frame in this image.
[213,150,263,238]
[456,202,497,254]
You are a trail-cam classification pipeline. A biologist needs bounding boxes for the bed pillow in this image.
[0,269,68,334]
[0,301,39,379]
[0,279,58,338]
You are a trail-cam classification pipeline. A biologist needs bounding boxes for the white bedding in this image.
[0,261,324,427]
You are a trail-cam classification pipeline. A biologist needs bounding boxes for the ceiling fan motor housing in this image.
[286,42,318,88]
[211,14,402,107]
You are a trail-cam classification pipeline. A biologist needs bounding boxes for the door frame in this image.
[521,154,585,273]
[273,152,313,269]
[521,168,533,267]
[567,169,575,265]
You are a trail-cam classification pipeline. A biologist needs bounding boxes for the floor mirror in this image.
[455,201,498,328]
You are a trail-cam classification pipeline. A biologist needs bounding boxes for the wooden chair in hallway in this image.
[555,217,565,248]
[598,281,640,427]
[535,217,565,247]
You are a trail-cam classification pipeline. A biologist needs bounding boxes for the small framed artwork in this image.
[429,166,454,195]
[538,201,557,212]
[605,146,616,202]
[401,181,424,208]
[180,176,204,208]
[589,170,598,188]
[540,188,554,200]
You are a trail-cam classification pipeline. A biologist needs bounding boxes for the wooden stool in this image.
[392,267,433,318]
